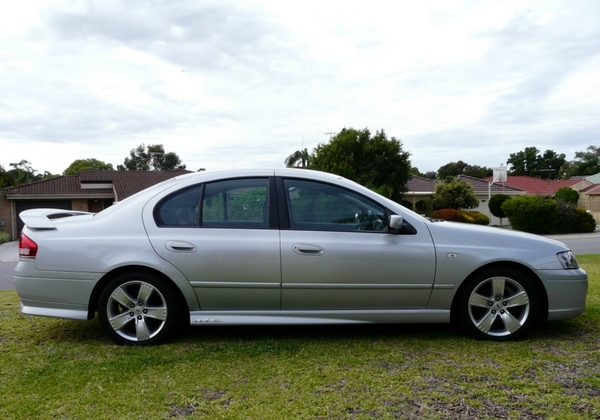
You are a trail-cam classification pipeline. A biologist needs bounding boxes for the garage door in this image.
[16,200,72,236]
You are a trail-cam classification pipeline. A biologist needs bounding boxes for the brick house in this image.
[0,169,190,240]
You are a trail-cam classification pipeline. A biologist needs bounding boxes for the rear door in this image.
[145,177,281,310]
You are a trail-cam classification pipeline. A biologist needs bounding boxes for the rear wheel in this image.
[98,272,183,345]
[456,268,540,341]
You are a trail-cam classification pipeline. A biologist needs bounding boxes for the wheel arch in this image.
[88,265,190,320]
[450,261,549,324]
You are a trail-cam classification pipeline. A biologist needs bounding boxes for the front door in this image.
[279,178,436,310]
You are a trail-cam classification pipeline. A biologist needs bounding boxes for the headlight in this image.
[557,251,579,269]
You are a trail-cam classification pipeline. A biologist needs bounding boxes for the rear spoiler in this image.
[19,208,93,230]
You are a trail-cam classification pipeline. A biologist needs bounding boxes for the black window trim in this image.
[154,176,278,230]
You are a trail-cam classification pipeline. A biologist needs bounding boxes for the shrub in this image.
[432,209,488,225]
[502,196,558,234]
[573,208,597,233]
[0,231,9,244]
[555,187,579,205]
[463,211,490,226]
[488,194,511,221]
[432,177,478,210]
[432,208,462,221]
[555,200,577,234]
[456,212,475,224]
[415,197,434,215]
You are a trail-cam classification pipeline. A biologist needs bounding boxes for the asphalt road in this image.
[1,232,599,290]
[545,232,600,256]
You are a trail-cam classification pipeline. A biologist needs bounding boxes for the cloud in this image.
[1,0,600,176]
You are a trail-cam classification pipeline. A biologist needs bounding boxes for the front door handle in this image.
[293,244,325,256]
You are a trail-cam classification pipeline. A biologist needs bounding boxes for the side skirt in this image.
[190,309,450,326]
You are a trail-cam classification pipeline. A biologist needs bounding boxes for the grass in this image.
[1,257,600,419]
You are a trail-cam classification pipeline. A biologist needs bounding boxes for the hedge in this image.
[432,209,489,225]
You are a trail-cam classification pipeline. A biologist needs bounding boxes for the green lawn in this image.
[1,257,599,419]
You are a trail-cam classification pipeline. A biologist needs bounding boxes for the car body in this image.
[14,169,587,345]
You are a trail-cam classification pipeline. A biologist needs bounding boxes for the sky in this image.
[1,0,599,176]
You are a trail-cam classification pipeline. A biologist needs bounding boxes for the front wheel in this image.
[98,272,183,345]
[455,268,541,341]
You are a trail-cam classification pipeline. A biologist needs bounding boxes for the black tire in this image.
[455,267,540,341]
[98,272,184,345]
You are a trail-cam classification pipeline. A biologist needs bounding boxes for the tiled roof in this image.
[2,176,113,197]
[483,176,583,196]
[406,176,437,193]
[79,169,190,200]
[2,169,190,200]
[581,184,600,195]
[406,175,525,195]
[457,175,523,194]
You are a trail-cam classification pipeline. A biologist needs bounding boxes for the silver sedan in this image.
[14,169,588,345]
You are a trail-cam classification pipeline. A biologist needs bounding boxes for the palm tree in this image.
[285,148,311,168]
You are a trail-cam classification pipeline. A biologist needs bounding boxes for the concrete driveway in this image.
[0,241,18,290]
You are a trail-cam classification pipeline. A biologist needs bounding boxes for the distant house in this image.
[404,175,525,225]
[457,175,525,225]
[579,184,600,214]
[403,176,438,211]
[483,175,591,197]
[481,174,600,223]
[0,169,190,240]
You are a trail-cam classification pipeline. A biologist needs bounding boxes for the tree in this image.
[117,144,186,171]
[63,158,114,175]
[488,194,511,225]
[0,165,16,188]
[506,147,565,179]
[554,187,579,205]
[507,147,540,177]
[538,150,566,179]
[309,128,412,202]
[437,161,468,179]
[432,177,479,210]
[410,167,436,179]
[0,160,56,187]
[437,161,492,179]
[464,165,493,179]
[562,146,600,177]
[285,148,311,168]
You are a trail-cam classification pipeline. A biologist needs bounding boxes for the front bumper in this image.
[536,268,588,321]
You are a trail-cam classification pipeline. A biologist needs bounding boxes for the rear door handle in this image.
[165,241,196,253]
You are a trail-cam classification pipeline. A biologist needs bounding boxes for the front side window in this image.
[283,179,388,232]
[202,178,269,228]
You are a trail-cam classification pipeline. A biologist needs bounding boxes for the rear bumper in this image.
[14,260,97,320]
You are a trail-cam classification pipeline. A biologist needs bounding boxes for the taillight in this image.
[19,233,38,258]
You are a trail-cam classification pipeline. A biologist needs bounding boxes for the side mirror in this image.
[389,215,404,230]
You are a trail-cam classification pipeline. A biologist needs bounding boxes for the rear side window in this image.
[202,178,269,228]
[155,186,201,227]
